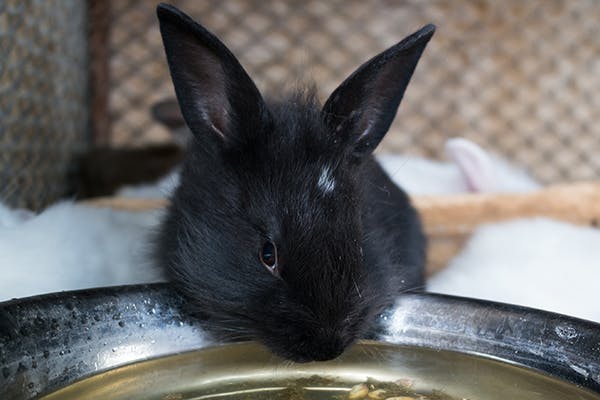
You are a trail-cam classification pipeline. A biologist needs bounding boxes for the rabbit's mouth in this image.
[266,335,352,363]
[255,322,358,363]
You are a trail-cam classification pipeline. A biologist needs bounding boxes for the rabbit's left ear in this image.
[322,24,435,159]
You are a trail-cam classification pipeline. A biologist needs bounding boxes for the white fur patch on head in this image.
[318,166,336,194]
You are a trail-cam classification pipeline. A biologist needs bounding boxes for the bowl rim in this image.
[1,283,599,398]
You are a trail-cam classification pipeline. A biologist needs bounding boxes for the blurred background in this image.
[1,0,599,210]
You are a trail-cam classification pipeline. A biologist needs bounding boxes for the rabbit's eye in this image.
[259,241,278,275]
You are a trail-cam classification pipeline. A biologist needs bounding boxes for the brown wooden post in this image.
[87,0,112,146]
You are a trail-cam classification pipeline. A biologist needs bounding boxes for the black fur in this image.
[155,3,432,362]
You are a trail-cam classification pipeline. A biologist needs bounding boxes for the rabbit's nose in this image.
[305,333,348,361]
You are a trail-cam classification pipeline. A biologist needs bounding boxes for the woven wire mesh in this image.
[105,0,599,184]
[0,0,89,210]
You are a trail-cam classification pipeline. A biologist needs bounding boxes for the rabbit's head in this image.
[155,3,433,362]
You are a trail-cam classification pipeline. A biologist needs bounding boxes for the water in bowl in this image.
[40,341,600,400]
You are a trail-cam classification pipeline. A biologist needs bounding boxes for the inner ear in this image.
[174,50,229,138]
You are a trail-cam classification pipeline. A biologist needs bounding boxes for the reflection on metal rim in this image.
[383,293,600,391]
[0,283,599,399]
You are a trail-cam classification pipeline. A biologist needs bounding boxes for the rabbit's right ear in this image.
[157,4,269,148]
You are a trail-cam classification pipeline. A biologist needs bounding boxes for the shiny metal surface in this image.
[1,284,599,399]
[383,294,600,391]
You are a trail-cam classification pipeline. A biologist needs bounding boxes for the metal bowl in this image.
[1,284,599,399]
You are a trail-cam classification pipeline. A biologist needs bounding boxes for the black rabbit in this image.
[155,3,432,362]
